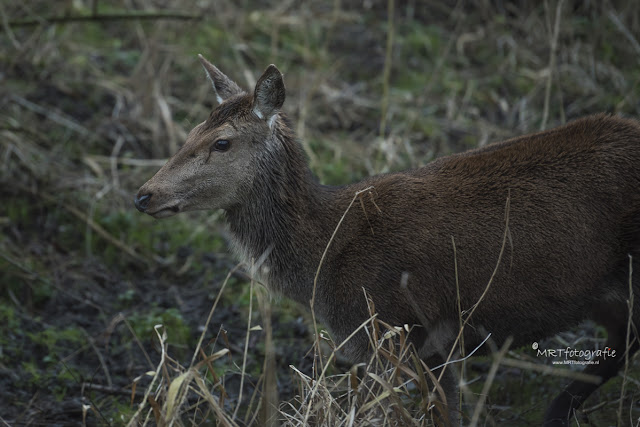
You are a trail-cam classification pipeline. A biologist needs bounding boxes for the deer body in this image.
[136,57,640,426]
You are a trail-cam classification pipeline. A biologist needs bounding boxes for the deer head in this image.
[134,55,286,218]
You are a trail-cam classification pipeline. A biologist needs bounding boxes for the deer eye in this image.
[212,139,231,152]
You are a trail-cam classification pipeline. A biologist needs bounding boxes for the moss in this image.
[128,306,191,351]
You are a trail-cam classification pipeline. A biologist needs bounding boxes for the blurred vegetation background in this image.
[1,0,639,425]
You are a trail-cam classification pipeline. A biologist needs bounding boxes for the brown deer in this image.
[135,55,640,426]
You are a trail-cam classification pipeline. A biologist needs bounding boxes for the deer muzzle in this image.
[134,193,152,212]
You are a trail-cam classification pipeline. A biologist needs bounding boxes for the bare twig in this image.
[311,186,375,310]
[452,234,466,414]
[0,415,12,427]
[608,12,640,57]
[302,313,379,424]
[0,1,20,49]
[16,184,151,267]
[257,287,279,427]
[379,0,394,140]
[431,333,493,372]
[437,194,512,387]
[306,185,375,397]
[8,11,202,28]
[10,95,90,136]
[470,337,513,426]
[126,325,168,427]
[110,135,125,191]
[82,329,113,388]
[540,0,565,130]
[194,374,239,427]
[233,277,254,420]
[84,155,168,167]
[618,254,634,426]
[189,264,243,369]
[497,356,601,384]
[82,382,143,397]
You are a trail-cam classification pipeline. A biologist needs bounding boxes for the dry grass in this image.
[115,267,630,426]
[118,279,457,426]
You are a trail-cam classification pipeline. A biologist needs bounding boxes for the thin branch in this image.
[608,11,640,57]
[9,12,202,28]
[379,0,394,140]
[499,357,601,384]
[188,264,243,369]
[540,0,565,130]
[0,1,20,49]
[311,186,376,311]
[126,325,168,427]
[16,184,151,267]
[233,278,254,420]
[82,382,143,397]
[10,95,90,136]
[84,155,168,167]
[82,329,113,388]
[437,193,512,386]
[305,185,375,420]
[618,254,634,426]
[470,337,512,426]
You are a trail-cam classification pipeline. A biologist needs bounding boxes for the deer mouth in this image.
[149,205,181,218]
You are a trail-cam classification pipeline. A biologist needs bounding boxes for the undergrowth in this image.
[1,0,640,425]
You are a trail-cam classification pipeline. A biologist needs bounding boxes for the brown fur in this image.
[136,58,640,426]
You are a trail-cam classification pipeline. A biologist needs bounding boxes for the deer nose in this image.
[134,193,152,212]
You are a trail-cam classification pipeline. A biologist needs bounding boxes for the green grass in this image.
[128,306,191,349]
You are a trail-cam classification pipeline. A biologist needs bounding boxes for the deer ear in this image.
[252,64,285,128]
[198,54,243,104]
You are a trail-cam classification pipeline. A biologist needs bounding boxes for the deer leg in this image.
[425,355,460,427]
[543,305,639,426]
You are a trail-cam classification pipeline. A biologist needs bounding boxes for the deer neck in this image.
[225,122,335,304]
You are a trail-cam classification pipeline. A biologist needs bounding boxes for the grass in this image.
[123,281,455,426]
[1,0,640,425]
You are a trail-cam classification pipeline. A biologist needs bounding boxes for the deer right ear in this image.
[252,64,285,129]
[198,54,243,104]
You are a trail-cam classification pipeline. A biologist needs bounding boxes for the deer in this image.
[135,55,640,426]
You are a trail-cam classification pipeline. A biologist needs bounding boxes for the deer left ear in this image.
[198,54,243,104]
[253,65,285,128]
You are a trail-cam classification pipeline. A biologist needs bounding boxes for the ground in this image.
[2,1,640,425]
